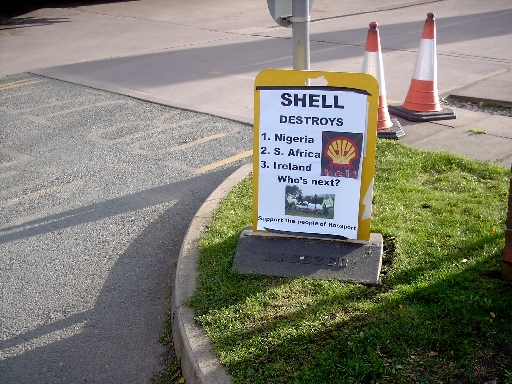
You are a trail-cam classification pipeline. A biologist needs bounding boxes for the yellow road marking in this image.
[0,91,30,100]
[20,100,128,125]
[0,167,58,197]
[195,150,253,174]
[170,133,226,151]
[0,149,32,169]
[8,97,94,113]
[130,131,227,155]
[43,100,127,118]
[0,170,18,180]
[0,179,85,209]
[0,203,75,231]
[0,79,44,91]
[88,114,205,146]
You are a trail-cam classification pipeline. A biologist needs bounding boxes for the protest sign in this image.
[253,69,379,241]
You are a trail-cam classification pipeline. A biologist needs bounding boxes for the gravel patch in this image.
[442,98,512,118]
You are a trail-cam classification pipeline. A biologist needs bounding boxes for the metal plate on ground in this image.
[232,228,383,285]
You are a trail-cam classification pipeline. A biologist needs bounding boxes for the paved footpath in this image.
[1,0,511,382]
[3,0,510,163]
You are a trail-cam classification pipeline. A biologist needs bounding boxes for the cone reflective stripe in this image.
[362,22,405,139]
[402,12,441,112]
[362,22,393,130]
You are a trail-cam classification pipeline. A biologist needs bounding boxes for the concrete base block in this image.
[388,104,456,122]
[232,228,383,285]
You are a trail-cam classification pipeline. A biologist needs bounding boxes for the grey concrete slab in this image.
[0,7,231,76]
[399,109,512,167]
[402,125,512,167]
[462,114,512,138]
[69,0,274,31]
[33,34,285,124]
[2,0,439,77]
[394,108,490,140]
[35,37,370,124]
[399,119,451,145]
[427,107,487,128]
[449,70,512,107]
[22,0,510,128]
[232,229,383,285]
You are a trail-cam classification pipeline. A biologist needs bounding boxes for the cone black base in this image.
[388,105,456,122]
[377,118,405,140]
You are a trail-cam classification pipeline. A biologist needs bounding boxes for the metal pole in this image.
[292,0,310,70]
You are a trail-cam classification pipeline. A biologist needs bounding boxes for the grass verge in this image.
[190,139,512,384]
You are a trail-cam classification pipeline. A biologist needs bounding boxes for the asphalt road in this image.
[0,72,252,382]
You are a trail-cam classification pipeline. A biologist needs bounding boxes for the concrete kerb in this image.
[171,163,253,384]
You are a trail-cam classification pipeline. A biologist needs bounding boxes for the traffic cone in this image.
[388,12,456,122]
[362,21,404,140]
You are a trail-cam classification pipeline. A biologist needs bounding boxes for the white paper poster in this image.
[256,86,369,239]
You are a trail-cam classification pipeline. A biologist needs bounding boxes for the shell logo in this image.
[325,138,359,168]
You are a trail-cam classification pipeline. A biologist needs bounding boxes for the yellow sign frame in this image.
[253,69,379,241]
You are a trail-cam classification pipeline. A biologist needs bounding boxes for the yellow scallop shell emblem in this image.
[326,138,357,165]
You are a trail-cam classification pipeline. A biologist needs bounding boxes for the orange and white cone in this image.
[403,12,440,112]
[389,12,455,122]
[362,22,404,139]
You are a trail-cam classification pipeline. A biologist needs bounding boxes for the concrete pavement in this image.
[2,0,510,164]
[1,0,511,383]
